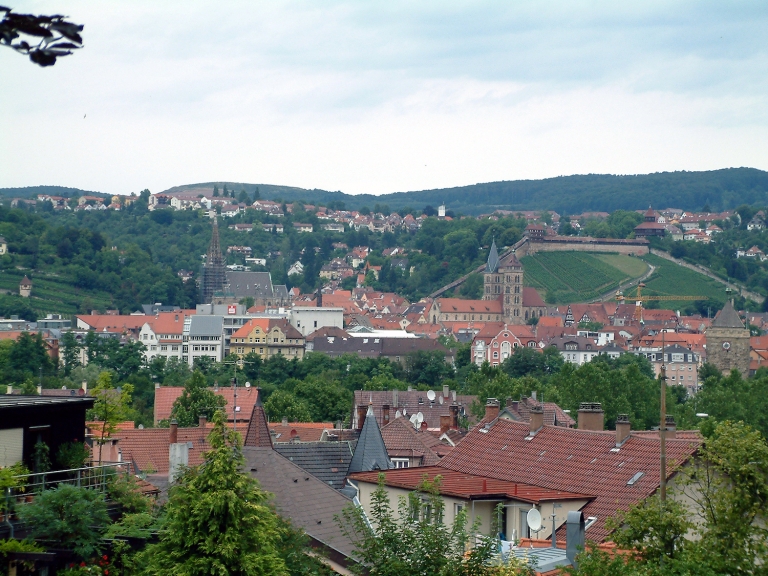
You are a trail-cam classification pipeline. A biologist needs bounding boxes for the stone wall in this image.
[516,236,650,257]
[706,326,751,377]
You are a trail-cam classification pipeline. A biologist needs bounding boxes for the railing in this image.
[6,462,132,510]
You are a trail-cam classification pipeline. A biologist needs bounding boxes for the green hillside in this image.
[0,269,114,316]
[637,253,730,311]
[521,252,649,304]
[165,168,768,215]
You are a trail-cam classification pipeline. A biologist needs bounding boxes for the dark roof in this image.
[348,405,393,473]
[224,271,275,299]
[711,301,745,328]
[499,251,522,270]
[273,441,355,489]
[242,447,357,560]
[0,396,94,409]
[486,239,500,273]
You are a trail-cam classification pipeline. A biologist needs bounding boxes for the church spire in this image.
[486,238,500,273]
[200,216,226,303]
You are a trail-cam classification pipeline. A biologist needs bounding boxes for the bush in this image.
[19,484,109,558]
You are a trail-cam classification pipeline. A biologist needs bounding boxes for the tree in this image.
[169,370,226,427]
[60,330,81,376]
[19,484,109,558]
[263,389,312,422]
[87,371,134,464]
[338,475,532,575]
[142,411,290,575]
[0,6,83,66]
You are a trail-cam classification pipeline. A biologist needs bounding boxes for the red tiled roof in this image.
[435,298,502,314]
[153,385,261,424]
[245,402,272,448]
[436,419,702,542]
[349,466,592,504]
[269,422,334,443]
[380,418,445,466]
[117,426,212,474]
[76,314,150,333]
[353,390,477,430]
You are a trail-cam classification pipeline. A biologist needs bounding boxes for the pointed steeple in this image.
[486,238,500,273]
[348,404,392,473]
[711,300,745,329]
[200,216,227,303]
[244,387,273,448]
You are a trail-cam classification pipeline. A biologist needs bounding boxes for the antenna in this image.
[427,390,436,402]
[526,509,542,544]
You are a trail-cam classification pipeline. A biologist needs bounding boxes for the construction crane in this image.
[615,283,707,322]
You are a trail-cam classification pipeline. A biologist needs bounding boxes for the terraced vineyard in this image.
[638,253,729,310]
[0,269,113,316]
[521,252,649,304]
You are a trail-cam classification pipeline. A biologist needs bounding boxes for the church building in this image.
[483,240,546,324]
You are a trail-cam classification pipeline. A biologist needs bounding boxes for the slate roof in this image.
[242,447,357,562]
[349,466,591,504]
[224,271,275,299]
[711,300,745,328]
[348,405,393,473]
[380,417,445,466]
[486,239,500,273]
[436,419,702,542]
[273,441,356,488]
[187,315,224,337]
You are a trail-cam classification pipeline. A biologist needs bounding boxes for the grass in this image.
[521,252,648,304]
[638,253,729,310]
[0,268,113,316]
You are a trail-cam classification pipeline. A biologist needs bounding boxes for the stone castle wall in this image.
[516,236,650,257]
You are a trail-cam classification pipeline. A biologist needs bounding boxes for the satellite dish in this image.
[409,414,419,428]
[527,509,542,532]
[402,408,407,416]
[138,424,144,429]
[427,390,436,401]
[416,412,424,424]
[245,382,251,388]
[395,410,402,418]
[438,396,444,405]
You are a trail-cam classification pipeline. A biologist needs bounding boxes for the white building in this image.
[289,307,344,337]
[183,315,225,367]
[138,312,189,363]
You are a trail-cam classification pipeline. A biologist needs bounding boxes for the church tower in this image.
[705,301,750,377]
[483,240,525,324]
[200,217,226,304]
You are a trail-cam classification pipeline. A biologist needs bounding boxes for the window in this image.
[392,458,409,468]
[172,345,179,351]
[160,345,168,351]
[314,320,318,328]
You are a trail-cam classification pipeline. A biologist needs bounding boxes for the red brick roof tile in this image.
[153,385,261,424]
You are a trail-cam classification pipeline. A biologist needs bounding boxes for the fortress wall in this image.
[520,237,649,257]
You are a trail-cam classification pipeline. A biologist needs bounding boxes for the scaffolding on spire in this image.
[200,216,226,303]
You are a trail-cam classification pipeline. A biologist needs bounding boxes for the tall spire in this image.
[200,216,226,303]
[348,404,392,473]
[486,238,500,273]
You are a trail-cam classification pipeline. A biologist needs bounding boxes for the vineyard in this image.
[522,252,648,304]
[637,253,730,310]
[0,269,113,316]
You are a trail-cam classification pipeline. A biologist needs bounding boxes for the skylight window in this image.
[627,472,645,485]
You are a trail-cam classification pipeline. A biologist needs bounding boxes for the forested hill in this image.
[166,168,768,215]
[4,167,768,214]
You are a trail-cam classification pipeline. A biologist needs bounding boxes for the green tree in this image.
[142,411,290,575]
[263,390,312,422]
[19,484,109,558]
[87,371,134,464]
[60,330,81,376]
[0,7,83,66]
[169,370,226,427]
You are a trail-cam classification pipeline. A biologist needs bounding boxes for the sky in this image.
[1,1,767,196]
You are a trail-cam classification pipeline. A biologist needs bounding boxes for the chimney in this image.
[566,511,586,569]
[449,403,459,430]
[169,419,178,444]
[36,385,42,395]
[282,415,288,427]
[615,414,631,446]
[392,389,398,408]
[484,398,500,421]
[577,402,604,431]
[451,390,456,401]
[420,421,428,431]
[155,383,160,389]
[440,414,451,435]
[335,420,342,430]
[5,385,11,395]
[82,380,88,394]
[529,405,544,434]
[443,384,450,398]
[357,405,367,430]
[199,415,207,428]
[382,404,391,425]
[665,415,676,440]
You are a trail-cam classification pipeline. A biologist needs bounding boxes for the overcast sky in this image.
[2,1,767,196]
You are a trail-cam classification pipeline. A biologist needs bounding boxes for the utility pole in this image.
[660,331,667,503]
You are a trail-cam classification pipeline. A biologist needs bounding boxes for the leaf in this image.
[29,49,57,66]
[49,41,79,50]
[10,19,52,38]
[49,22,83,43]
